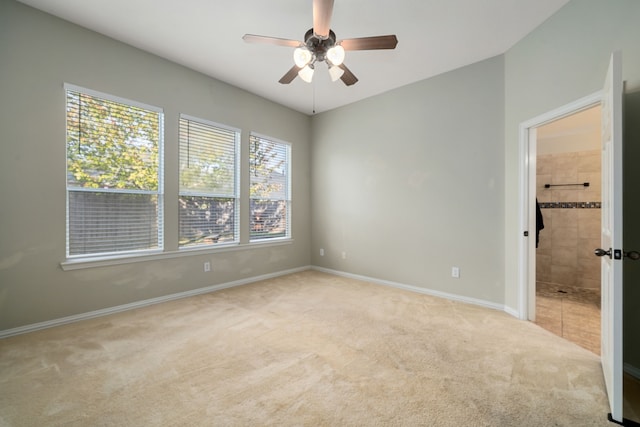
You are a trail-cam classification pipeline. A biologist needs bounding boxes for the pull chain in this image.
[312,80,316,114]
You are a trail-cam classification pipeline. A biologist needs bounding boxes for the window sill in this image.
[60,239,293,271]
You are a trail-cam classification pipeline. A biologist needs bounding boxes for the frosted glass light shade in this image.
[328,65,344,82]
[293,47,312,68]
[298,65,314,83]
[327,45,345,66]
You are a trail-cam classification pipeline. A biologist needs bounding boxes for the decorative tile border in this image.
[539,202,601,209]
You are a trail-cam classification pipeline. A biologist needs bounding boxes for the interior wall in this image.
[537,107,601,155]
[311,56,505,305]
[503,0,640,367]
[0,1,312,331]
[535,149,601,289]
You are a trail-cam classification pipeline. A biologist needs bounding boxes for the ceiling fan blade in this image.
[279,65,302,84]
[340,35,398,51]
[243,34,301,48]
[338,63,358,86]
[313,0,334,39]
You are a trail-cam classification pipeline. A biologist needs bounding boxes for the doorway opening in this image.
[533,105,602,354]
[517,91,602,328]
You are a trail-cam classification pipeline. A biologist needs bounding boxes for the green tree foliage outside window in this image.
[65,87,162,256]
[249,135,290,240]
[66,91,160,190]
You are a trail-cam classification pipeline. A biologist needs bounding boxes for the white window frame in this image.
[249,132,292,243]
[64,83,164,260]
[178,114,240,249]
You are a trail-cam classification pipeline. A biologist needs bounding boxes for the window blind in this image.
[179,115,239,247]
[65,85,163,257]
[249,134,291,241]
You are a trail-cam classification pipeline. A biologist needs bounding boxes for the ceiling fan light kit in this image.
[243,0,397,86]
[293,47,313,68]
[298,64,315,83]
[326,44,345,66]
[328,64,344,82]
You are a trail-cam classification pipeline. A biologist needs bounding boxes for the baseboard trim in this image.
[503,306,520,318]
[0,265,311,339]
[311,266,506,313]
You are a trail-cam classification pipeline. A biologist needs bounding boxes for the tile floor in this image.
[534,281,640,424]
[535,281,600,354]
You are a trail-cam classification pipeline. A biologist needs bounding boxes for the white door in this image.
[597,51,623,423]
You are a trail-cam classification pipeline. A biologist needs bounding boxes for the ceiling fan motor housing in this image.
[304,28,337,62]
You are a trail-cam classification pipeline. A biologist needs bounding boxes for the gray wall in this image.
[503,0,640,366]
[0,1,311,331]
[311,56,505,305]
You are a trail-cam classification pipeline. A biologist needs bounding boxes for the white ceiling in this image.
[18,0,570,115]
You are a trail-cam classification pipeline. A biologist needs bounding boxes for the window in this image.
[65,85,163,258]
[249,134,291,241]
[179,115,239,247]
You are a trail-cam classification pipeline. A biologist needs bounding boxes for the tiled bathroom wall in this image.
[536,150,601,289]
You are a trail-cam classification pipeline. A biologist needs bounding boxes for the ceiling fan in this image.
[242,0,398,86]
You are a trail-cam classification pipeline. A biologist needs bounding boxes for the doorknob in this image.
[594,248,640,260]
[594,248,612,258]
[625,251,640,261]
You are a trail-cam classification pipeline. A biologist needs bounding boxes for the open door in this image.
[596,51,623,423]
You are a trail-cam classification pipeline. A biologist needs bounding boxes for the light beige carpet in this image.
[0,270,612,426]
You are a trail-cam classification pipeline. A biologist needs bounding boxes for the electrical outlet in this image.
[204,261,211,272]
[451,267,460,278]
[320,248,324,256]
[341,251,347,260]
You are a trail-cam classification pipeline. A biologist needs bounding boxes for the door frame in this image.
[517,91,603,321]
